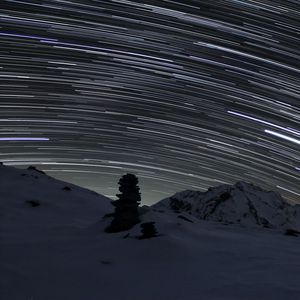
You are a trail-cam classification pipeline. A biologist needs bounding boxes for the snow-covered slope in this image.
[0,164,113,235]
[1,166,300,300]
[153,181,300,230]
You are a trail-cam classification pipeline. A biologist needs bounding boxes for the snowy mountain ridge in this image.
[1,163,299,232]
[153,181,300,230]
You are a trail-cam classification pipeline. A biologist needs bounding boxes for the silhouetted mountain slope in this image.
[0,164,113,234]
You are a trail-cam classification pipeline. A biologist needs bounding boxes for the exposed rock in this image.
[153,181,300,230]
[27,166,45,174]
[25,200,40,207]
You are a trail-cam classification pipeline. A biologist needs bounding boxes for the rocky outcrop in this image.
[153,181,300,230]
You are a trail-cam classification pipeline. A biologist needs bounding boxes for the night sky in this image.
[0,0,299,204]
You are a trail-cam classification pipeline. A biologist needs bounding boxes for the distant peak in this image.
[154,181,299,230]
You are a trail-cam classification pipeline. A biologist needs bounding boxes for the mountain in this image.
[1,165,300,300]
[0,164,113,235]
[153,181,300,230]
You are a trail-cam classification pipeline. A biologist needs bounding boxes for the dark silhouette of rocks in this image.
[106,173,141,233]
[27,166,45,174]
[25,200,40,207]
[139,222,158,239]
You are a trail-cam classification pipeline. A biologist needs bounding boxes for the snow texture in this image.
[154,181,300,230]
[1,165,300,300]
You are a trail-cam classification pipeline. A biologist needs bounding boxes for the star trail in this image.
[0,0,299,204]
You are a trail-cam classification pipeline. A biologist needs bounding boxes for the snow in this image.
[1,165,300,300]
[154,180,300,230]
[0,164,113,236]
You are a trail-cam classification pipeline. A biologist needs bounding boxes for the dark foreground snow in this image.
[1,165,300,300]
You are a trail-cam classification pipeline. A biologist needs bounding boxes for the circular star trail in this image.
[0,0,299,204]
